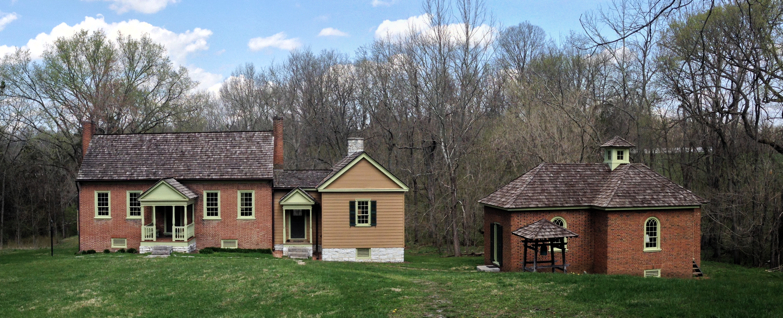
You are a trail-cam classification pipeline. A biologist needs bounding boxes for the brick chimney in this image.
[81,121,95,159]
[348,137,364,155]
[273,117,284,169]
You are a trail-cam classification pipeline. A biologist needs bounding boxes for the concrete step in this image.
[151,246,172,256]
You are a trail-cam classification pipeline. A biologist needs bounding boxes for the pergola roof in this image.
[512,219,579,240]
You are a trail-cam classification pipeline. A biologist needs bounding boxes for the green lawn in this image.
[0,238,781,317]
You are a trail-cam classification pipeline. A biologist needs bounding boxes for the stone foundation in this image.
[322,247,404,262]
[140,240,197,254]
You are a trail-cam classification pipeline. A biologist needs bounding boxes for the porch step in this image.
[287,247,310,259]
[151,246,173,256]
[693,260,704,277]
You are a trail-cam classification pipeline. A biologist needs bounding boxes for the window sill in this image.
[355,224,372,227]
[95,216,112,219]
[237,217,256,220]
[126,216,142,220]
[643,248,662,253]
[203,217,222,220]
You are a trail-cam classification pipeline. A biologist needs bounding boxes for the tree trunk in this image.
[0,171,5,249]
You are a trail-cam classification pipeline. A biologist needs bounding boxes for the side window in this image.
[551,217,567,252]
[356,200,370,226]
[204,191,220,219]
[644,217,661,251]
[127,191,142,219]
[237,191,254,219]
[617,150,624,160]
[95,191,111,218]
[349,200,377,227]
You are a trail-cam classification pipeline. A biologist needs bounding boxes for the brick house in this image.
[76,119,408,262]
[479,137,706,278]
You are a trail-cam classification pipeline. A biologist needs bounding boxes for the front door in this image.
[290,210,306,240]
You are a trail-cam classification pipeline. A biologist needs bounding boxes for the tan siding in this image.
[274,190,321,245]
[321,192,404,248]
[325,159,401,189]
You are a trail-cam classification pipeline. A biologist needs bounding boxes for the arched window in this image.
[551,217,567,252]
[644,217,661,251]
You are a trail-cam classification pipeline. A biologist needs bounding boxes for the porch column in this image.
[153,207,156,241]
[171,205,175,241]
[283,209,287,243]
[141,206,145,241]
[309,208,312,244]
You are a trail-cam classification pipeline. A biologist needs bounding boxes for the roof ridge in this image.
[509,164,544,207]
[595,164,629,207]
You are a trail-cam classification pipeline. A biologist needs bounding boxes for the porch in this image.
[280,188,317,258]
[138,178,199,250]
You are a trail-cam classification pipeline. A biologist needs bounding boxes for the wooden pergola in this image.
[512,219,579,273]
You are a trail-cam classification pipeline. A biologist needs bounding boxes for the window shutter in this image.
[370,201,377,226]
[349,201,355,227]
[497,224,503,267]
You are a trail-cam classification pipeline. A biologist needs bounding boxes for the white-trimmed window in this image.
[111,238,127,249]
[127,191,142,219]
[356,200,370,226]
[204,191,220,219]
[644,217,661,251]
[551,217,568,252]
[221,239,238,249]
[95,191,111,218]
[644,269,661,278]
[617,150,624,160]
[357,248,371,259]
[238,191,255,219]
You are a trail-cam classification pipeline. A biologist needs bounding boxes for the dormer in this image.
[600,136,635,171]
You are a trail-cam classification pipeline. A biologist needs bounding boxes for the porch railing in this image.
[173,223,195,241]
[142,224,156,241]
[187,223,194,240]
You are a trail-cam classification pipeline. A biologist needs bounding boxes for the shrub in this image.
[198,247,272,254]
[103,249,111,254]
[86,250,96,254]
[118,249,125,253]
[126,248,137,254]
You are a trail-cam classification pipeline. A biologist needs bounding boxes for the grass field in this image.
[0,238,781,317]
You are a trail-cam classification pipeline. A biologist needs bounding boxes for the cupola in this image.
[600,136,635,171]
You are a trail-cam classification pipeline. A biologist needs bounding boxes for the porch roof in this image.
[139,178,197,206]
[512,219,579,240]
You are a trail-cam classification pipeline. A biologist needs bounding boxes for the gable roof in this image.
[77,131,274,181]
[274,169,331,188]
[479,163,706,209]
[317,152,408,191]
[512,219,579,240]
[601,136,635,148]
[138,178,197,205]
[279,188,316,205]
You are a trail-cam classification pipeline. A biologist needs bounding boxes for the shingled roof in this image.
[77,131,274,181]
[601,136,635,148]
[512,219,579,240]
[274,170,332,188]
[479,163,706,209]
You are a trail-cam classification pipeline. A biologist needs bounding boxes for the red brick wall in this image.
[604,209,700,278]
[508,210,594,273]
[79,181,273,251]
[482,207,701,278]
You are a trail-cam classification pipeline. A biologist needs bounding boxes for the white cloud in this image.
[0,15,222,92]
[248,32,301,51]
[375,14,431,40]
[375,14,495,47]
[188,66,224,92]
[372,0,397,7]
[0,12,19,32]
[90,0,178,14]
[318,27,348,37]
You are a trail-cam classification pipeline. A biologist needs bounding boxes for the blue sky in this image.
[0,0,606,92]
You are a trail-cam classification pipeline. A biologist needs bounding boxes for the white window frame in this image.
[355,199,371,227]
[551,216,568,252]
[111,238,127,249]
[644,217,662,252]
[356,248,371,259]
[221,239,238,249]
[126,191,142,219]
[95,191,111,219]
[644,269,661,278]
[203,190,221,220]
[237,190,255,219]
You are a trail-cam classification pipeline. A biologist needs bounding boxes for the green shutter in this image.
[349,201,355,227]
[497,224,503,268]
[370,201,377,226]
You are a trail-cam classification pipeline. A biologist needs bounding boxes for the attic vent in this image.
[221,240,238,249]
[111,238,127,249]
[356,248,371,259]
[644,269,661,278]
